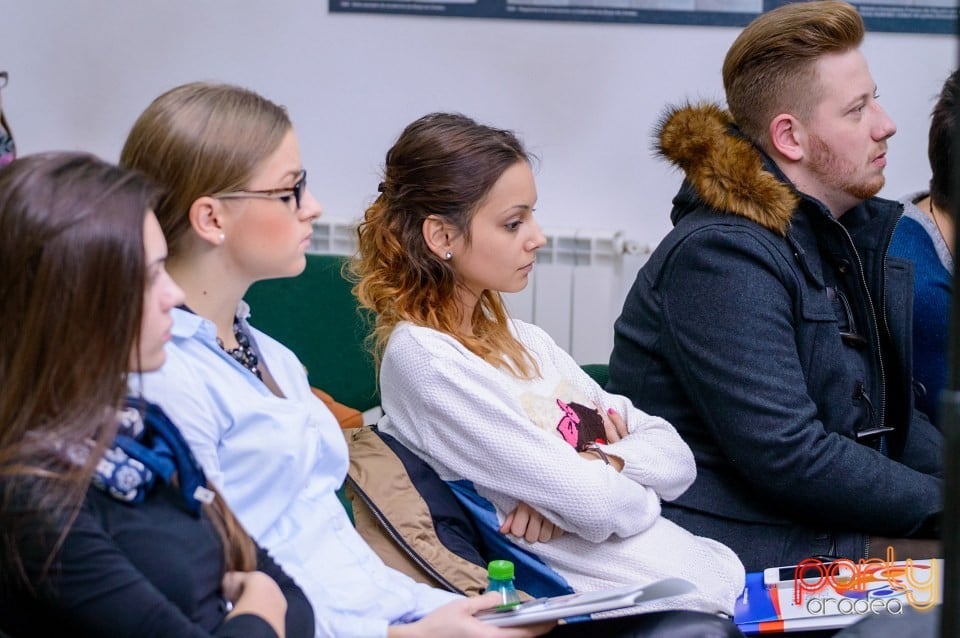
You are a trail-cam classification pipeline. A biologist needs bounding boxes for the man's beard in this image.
[808,133,885,203]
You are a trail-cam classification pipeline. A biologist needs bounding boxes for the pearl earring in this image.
[219,233,225,243]
[444,251,452,260]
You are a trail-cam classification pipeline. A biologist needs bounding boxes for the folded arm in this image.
[525,322,696,501]
[380,327,664,543]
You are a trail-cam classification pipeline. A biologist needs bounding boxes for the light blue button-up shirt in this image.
[131,305,458,638]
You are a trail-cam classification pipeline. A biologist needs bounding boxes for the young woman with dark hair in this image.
[353,112,745,635]
[0,152,313,637]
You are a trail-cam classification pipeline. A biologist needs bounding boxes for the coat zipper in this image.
[834,221,888,439]
[344,474,466,594]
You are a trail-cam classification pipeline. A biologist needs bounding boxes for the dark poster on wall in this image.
[329,0,957,34]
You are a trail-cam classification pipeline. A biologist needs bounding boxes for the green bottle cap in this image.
[487,559,515,580]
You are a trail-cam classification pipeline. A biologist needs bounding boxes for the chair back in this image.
[245,254,380,412]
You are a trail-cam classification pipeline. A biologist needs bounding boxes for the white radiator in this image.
[309,219,650,365]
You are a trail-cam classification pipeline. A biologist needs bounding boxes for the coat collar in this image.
[655,102,798,237]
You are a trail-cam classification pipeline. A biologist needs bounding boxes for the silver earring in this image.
[219,233,225,243]
[444,251,452,260]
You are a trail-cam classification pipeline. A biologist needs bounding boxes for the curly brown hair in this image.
[352,112,540,379]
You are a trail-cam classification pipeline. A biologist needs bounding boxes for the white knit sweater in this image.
[378,320,745,615]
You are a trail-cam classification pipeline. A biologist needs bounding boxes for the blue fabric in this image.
[448,480,574,598]
[92,399,210,516]
[889,215,952,428]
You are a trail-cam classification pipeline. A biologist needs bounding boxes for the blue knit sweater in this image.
[888,192,953,428]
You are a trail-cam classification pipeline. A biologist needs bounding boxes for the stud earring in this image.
[219,233,225,243]
[444,251,452,260]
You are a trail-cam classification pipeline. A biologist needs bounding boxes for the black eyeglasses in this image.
[213,170,307,210]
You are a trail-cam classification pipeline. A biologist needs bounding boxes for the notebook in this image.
[475,577,696,627]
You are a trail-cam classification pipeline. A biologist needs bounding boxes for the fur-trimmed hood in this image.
[655,102,798,237]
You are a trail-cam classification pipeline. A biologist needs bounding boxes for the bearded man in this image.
[607,0,942,572]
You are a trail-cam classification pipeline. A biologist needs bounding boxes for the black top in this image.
[0,481,314,638]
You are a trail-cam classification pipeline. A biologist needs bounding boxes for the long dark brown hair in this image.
[352,112,540,379]
[0,153,254,589]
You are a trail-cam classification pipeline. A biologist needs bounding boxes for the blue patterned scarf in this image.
[91,398,215,515]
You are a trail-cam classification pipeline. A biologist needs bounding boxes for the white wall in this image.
[2,0,955,250]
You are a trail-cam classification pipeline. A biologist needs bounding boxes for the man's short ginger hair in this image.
[723,0,865,149]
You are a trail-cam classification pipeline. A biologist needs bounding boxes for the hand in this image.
[500,501,564,543]
[598,405,629,443]
[578,406,627,472]
[222,571,287,638]
[388,592,555,638]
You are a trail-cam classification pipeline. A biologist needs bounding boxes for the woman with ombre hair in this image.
[353,112,745,634]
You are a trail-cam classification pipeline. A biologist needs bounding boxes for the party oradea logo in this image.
[791,547,939,616]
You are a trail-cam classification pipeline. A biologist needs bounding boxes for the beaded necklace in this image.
[217,316,263,380]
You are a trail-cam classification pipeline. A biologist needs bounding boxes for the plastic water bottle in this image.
[486,559,522,610]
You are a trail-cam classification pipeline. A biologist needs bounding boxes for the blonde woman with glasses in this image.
[121,82,554,638]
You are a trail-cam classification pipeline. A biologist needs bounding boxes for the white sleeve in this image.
[380,327,661,543]
[517,322,696,501]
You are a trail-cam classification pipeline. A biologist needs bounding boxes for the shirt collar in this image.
[171,300,253,340]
